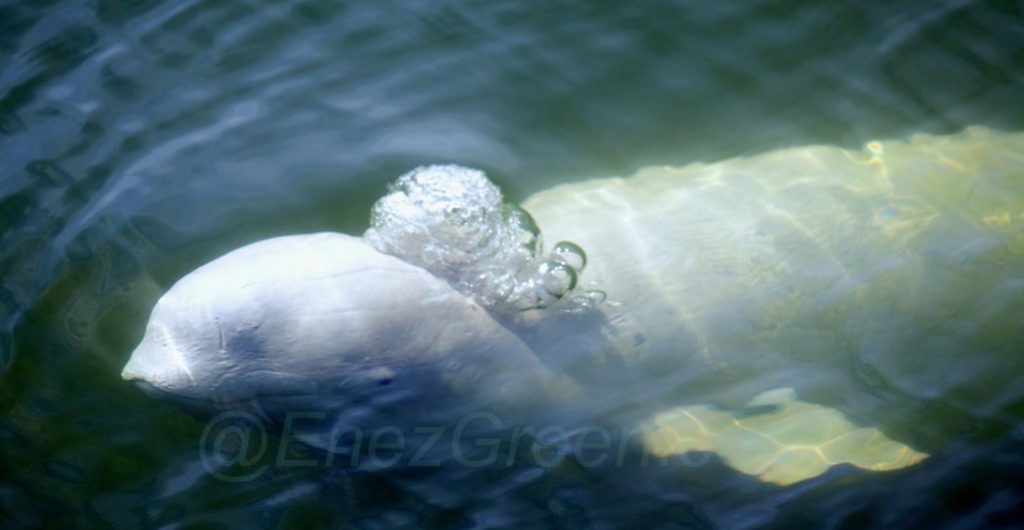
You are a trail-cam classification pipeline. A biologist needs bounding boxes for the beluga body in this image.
[123,127,1024,484]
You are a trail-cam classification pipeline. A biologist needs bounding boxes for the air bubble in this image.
[556,289,607,314]
[506,204,541,254]
[584,289,606,304]
[550,241,586,271]
[365,164,603,315]
[538,260,578,297]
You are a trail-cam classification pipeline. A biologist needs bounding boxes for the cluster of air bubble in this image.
[364,165,603,314]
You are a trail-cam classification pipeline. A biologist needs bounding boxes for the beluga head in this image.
[121,165,591,419]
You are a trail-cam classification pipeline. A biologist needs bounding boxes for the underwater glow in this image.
[645,388,928,485]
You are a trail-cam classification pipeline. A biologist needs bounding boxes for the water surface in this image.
[2,0,1024,528]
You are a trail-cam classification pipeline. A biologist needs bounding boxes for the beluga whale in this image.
[122,126,1024,485]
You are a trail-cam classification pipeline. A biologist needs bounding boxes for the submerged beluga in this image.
[122,126,1024,485]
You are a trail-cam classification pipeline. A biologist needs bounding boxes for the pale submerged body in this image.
[123,127,1024,485]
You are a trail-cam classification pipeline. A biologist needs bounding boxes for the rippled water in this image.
[3,1,1024,528]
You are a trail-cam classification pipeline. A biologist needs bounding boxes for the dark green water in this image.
[2,0,1024,528]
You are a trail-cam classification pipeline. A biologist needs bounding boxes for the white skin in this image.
[522,126,1024,412]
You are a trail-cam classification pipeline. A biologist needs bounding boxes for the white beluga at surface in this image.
[123,127,1024,485]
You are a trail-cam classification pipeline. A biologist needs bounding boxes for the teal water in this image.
[2,1,1024,528]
